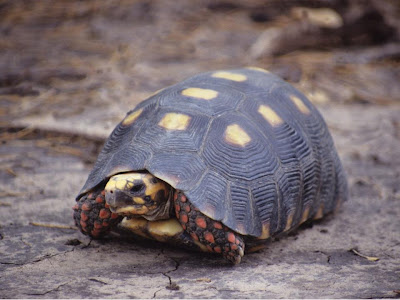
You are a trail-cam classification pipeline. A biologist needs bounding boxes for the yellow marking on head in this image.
[106,175,134,191]
[259,223,270,239]
[285,213,294,231]
[246,66,270,73]
[300,207,310,223]
[181,87,218,100]
[122,108,143,126]
[212,71,247,82]
[133,197,145,205]
[224,124,251,147]
[142,176,169,202]
[158,112,191,130]
[105,173,167,215]
[313,204,324,220]
[290,95,311,115]
[114,205,151,215]
[258,104,283,127]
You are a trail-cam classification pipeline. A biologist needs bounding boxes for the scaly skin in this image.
[73,189,123,238]
[174,191,245,264]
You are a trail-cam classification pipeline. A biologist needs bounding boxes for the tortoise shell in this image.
[77,67,348,238]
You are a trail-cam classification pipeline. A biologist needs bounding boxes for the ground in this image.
[0,1,400,298]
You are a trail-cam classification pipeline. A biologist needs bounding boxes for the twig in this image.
[350,248,380,261]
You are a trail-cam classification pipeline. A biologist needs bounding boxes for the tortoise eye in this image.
[130,184,144,193]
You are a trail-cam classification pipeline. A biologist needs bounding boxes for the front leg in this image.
[174,191,245,264]
[73,189,123,238]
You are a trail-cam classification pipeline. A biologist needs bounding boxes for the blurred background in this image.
[1,0,399,136]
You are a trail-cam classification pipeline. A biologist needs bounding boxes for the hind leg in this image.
[174,191,245,264]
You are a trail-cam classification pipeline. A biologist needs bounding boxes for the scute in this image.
[77,68,348,238]
[159,81,245,116]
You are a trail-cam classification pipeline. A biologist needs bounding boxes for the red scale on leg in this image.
[80,220,87,230]
[99,209,110,219]
[204,232,215,244]
[227,232,236,244]
[180,213,188,224]
[184,205,191,213]
[195,217,207,229]
[213,222,223,229]
[82,203,91,211]
[111,213,120,219]
[80,212,88,221]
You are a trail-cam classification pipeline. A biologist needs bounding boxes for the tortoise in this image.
[73,67,348,264]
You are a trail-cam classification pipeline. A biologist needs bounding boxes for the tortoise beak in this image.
[104,188,151,215]
[105,189,132,211]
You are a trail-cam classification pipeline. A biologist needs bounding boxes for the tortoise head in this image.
[104,172,172,221]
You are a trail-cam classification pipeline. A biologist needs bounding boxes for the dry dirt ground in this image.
[1,1,400,298]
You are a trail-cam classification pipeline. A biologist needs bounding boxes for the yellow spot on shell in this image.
[258,104,283,126]
[158,113,191,131]
[300,207,310,224]
[246,66,270,73]
[122,108,143,126]
[259,223,270,239]
[181,87,218,100]
[285,213,294,231]
[212,71,247,82]
[313,204,324,220]
[290,95,311,115]
[224,124,251,147]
